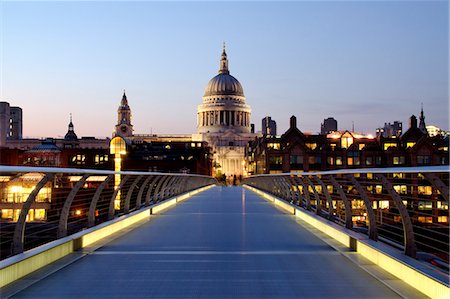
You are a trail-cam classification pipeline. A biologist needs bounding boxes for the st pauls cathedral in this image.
[113,45,256,178]
[192,46,255,177]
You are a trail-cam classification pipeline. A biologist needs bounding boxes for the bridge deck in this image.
[10,186,402,298]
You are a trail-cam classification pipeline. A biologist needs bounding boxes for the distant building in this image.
[320,117,337,135]
[245,111,448,175]
[0,102,23,147]
[376,121,402,138]
[262,116,277,136]
[426,125,442,137]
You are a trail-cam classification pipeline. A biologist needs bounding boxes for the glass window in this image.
[393,185,407,194]
[269,156,283,165]
[418,186,432,195]
[341,133,353,149]
[437,201,449,210]
[366,157,373,165]
[375,185,383,194]
[383,142,397,150]
[306,143,317,150]
[327,157,334,165]
[417,155,431,165]
[393,156,405,165]
[94,154,109,165]
[110,136,126,155]
[379,201,389,209]
[267,143,280,150]
[336,157,343,165]
[438,216,448,223]
[418,201,433,210]
[406,142,416,148]
[71,154,86,165]
[290,155,303,165]
[418,216,433,223]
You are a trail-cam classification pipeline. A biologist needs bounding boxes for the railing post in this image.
[136,176,153,210]
[347,175,378,241]
[124,175,143,214]
[375,174,417,258]
[153,176,171,202]
[327,175,353,229]
[424,173,449,202]
[304,176,321,214]
[145,176,162,205]
[313,176,334,220]
[57,174,90,238]
[88,174,114,227]
[12,173,54,255]
[297,176,312,210]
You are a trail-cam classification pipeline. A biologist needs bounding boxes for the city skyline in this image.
[1,1,448,138]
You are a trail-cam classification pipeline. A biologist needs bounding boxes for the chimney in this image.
[290,115,297,129]
[409,115,417,128]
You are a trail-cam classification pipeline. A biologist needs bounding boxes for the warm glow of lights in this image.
[75,209,82,216]
[0,176,11,182]
[69,176,109,182]
[10,186,23,193]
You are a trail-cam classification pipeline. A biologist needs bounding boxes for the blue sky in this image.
[1,1,448,138]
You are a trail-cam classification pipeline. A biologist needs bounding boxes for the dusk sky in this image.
[1,1,448,138]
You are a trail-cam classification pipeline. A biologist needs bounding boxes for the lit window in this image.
[418,186,432,195]
[306,143,317,150]
[438,216,448,223]
[95,154,109,165]
[393,173,404,179]
[393,156,405,165]
[327,185,333,194]
[336,157,343,165]
[418,201,432,210]
[437,201,449,210]
[379,201,389,209]
[394,216,401,222]
[34,209,46,221]
[366,157,373,166]
[358,144,365,150]
[267,143,280,150]
[406,142,416,148]
[367,173,373,179]
[1,209,13,220]
[383,142,397,150]
[71,154,86,165]
[341,132,354,149]
[375,185,383,194]
[393,185,407,194]
[418,216,433,223]
[327,157,334,165]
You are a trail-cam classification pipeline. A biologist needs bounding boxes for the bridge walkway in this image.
[8,186,413,298]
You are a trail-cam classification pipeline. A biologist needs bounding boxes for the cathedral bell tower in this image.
[114,91,133,138]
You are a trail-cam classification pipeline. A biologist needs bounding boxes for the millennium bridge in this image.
[0,165,449,298]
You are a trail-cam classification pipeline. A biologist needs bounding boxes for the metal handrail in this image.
[243,166,449,271]
[0,166,217,259]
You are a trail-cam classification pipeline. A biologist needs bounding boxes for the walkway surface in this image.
[10,186,401,298]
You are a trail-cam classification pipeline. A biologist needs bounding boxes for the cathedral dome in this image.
[204,73,244,97]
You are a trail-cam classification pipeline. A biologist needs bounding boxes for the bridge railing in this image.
[243,166,449,269]
[0,166,216,260]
